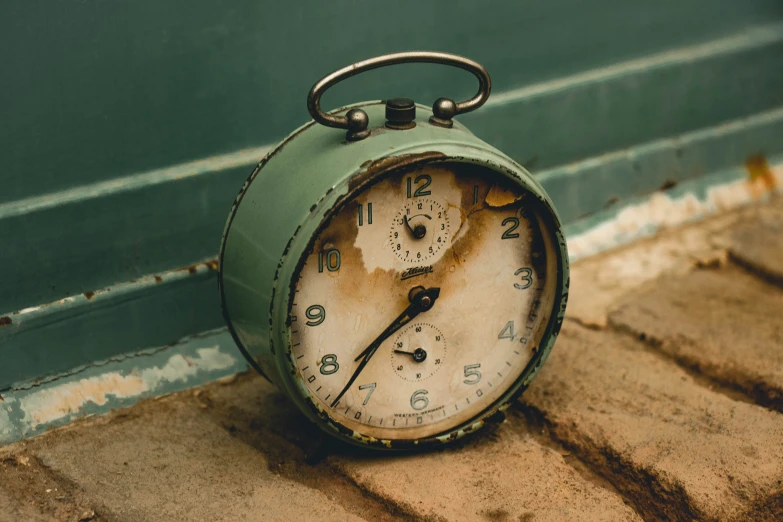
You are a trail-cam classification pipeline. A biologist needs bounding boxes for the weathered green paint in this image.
[0,259,224,391]
[543,106,783,226]
[2,24,782,314]
[219,102,569,448]
[0,329,244,445]
[0,159,779,446]
[464,23,783,171]
[564,153,783,260]
[1,5,783,430]
[3,1,781,203]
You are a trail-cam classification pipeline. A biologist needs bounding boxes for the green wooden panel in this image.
[2,25,783,314]
[1,0,781,203]
[0,266,223,390]
[463,29,783,171]
[2,1,783,395]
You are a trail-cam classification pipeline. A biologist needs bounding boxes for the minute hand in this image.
[329,287,440,408]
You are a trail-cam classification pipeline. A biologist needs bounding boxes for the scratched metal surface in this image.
[1,2,783,420]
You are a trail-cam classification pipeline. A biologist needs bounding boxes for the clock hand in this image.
[329,287,440,408]
[394,347,427,362]
[403,214,427,240]
[353,286,439,362]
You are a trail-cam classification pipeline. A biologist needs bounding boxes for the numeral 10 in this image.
[317,249,341,272]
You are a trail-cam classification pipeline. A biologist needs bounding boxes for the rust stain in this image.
[485,184,525,207]
[0,316,12,327]
[746,155,777,191]
[174,259,218,274]
[659,179,678,191]
[349,151,447,192]
[154,275,163,283]
[83,291,96,300]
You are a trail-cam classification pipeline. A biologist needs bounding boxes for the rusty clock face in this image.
[288,163,559,442]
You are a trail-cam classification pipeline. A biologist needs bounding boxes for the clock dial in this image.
[289,163,559,441]
[388,197,450,264]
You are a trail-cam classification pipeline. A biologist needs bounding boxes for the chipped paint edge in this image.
[0,329,245,446]
[564,157,783,262]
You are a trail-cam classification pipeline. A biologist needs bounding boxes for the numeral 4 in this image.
[498,321,516,341]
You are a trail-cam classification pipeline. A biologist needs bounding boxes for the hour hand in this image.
[403,214,427,240]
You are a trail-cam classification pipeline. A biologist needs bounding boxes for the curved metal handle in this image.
[307,51,492,141]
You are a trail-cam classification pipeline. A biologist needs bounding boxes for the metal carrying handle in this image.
[307,51,492,141]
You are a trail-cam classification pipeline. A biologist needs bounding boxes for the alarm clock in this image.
[218,52,569,449]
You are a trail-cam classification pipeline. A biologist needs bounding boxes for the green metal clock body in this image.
[219,54,569,450]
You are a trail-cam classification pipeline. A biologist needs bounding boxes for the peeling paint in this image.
[16,346,237,429]
[746,155,777,192]
[567,160,783,262]
[0,399,13,440]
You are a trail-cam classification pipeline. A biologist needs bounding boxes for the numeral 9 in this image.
[305,305,325,326]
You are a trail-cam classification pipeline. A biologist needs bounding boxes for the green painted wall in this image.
[2,1,782,202]
[1,1,782,391]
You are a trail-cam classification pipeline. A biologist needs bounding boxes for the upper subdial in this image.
[391,322,446,382]
[388,198,450,264]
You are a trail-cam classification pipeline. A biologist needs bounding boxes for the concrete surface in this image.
[1,197,782,521]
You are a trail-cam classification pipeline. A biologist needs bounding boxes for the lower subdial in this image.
[391,323,447,382]
[388,198,450,264]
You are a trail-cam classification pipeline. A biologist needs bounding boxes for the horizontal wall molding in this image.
[539,105,783,225]
[0,260,225,390]
[2,109,781,392]
[0,328,244,445]
[0,145,271,221]
[484,22,783,108]
[2,26,782,399]
[3,26,783,313]
[1,154,779,444]
[461,22,783,172]
[564,155,783,261]
[5,2,782,203]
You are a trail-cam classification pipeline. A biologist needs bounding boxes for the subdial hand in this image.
[393,347,428,362]
[330,287,440,408]
[403,214,427,239]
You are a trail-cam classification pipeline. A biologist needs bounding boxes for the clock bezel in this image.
[274,153,569,450]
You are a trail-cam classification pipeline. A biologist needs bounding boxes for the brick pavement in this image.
[0,197,781,521]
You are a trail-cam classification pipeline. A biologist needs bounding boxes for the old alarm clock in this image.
[219,52,568,449]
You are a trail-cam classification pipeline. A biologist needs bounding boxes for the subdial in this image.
[388,198,450,264]
[391,322,446,382]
